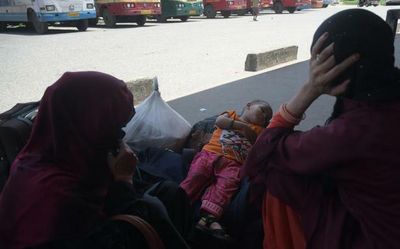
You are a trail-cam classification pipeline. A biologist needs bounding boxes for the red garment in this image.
[268,112,297,129]
[263,192,305,249]
[0,72,134,249]
[243,98,400,249]
[261,112,305,249]
[180,150,241,218]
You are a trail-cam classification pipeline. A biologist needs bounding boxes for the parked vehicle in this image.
[0,0,96,34]
[322,0,331,7]
[386,0,400,5]
[92,0,161,27]
[239,0,309,14]
[203,0,247,18]
[311,0,323,8]
[153,0,203,22]
[358,0,379,6]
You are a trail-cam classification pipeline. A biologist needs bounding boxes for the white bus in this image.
[0,0,96,33]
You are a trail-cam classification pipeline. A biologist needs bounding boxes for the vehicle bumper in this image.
[38,10,96,22]
[174,7,203,16]
[105,3,161,15]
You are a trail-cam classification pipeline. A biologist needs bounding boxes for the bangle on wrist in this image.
[279,104,306,125]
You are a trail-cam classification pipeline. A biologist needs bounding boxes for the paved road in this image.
[170,32,400,130]
[1,5,399,114]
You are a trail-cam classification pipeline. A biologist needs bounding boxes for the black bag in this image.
[0,102,39,192]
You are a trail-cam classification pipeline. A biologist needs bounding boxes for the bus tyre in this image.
[0,22,6,32]
[180,16,189,22]
[88,17,98,26]
[156,15,167,23]
[273,2,284,14]
[221,10,231,18]
[287,7,296,13]
[76,20,88,31]
[136,16,146,26]
[103,9,116,28]
[25,22,34,30]
[237,9,248,16]
[29,11,48,34]
[204,5,216,18]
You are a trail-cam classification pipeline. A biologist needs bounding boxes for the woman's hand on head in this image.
[285,32,360,120]
[108,142,138,184]
[307,32,360,97]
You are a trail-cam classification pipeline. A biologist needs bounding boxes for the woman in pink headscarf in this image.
[0,71,190,249]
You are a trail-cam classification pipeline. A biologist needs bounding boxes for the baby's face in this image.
[246,103,272,127]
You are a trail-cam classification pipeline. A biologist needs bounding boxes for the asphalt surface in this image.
[170,34,400,130]
[168,60,335,130]
[1,5,400,126]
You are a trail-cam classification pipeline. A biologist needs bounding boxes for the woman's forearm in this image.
[286,83,320,118]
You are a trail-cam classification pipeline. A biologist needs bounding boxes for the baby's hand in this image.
[108,142,138,184]
[239,124,257,144]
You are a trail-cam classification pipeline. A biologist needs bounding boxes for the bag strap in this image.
[111,215,165,249]
[0,102,39,121]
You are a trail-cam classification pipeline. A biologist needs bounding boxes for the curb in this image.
[245,46,298,72]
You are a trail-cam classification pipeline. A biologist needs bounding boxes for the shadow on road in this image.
[168,60,335,131]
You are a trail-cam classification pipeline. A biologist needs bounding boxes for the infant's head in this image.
[242,100,272,127]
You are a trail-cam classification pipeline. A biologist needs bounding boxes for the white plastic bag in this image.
[123,78,192,152]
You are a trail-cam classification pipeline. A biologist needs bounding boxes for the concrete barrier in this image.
[245,46,298,72]
[125,78,154,105]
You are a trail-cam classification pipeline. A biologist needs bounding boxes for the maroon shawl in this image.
[0,72,133,249]
[242,98,400,248]
[242,10,400,248]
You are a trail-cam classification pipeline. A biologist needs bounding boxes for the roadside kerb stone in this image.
[125,78,154,105]
[245,46,298,72]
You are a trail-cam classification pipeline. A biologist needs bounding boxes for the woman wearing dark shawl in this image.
[0,71,191,249]
[242,9,400,249]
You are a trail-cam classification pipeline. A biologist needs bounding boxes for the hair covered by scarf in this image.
[312,9,400,101]
[0,71,134,249]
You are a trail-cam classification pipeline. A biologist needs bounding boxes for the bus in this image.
[203,0,247,18]
[154,0,203,22]
[0,0,96,34]
[238,0,310,14]
[91,0,161,27]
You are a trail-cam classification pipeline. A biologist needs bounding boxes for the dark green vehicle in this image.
[155,0,203,22]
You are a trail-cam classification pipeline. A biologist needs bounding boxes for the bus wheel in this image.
[88,17,98,26]
[180,16,189,22]
[287,7,296,13]
[273,2,284,14]
[221,10,231,18]
[0,22,6,32]
[29,11,48,34]
[76,20,88,31]
[136,16,146,26]
[237,9,248,16]
[25,22,34,30]
[156,15,167,23]
[204,5,216,18]
[103,9,116,28]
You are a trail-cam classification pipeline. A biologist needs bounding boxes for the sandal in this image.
[195,214,231,241]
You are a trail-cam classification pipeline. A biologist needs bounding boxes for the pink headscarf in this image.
[0,72,133,249]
